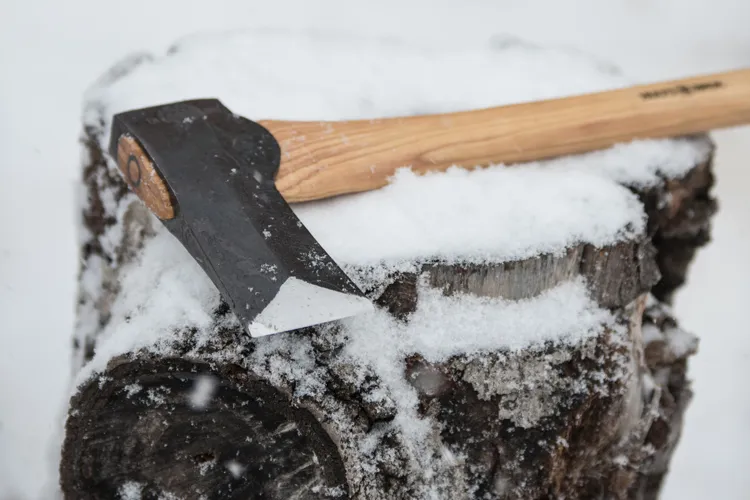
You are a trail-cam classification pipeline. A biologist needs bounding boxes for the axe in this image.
[110,67,750,336]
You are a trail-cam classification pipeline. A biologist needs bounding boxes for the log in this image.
[61,32,716,499]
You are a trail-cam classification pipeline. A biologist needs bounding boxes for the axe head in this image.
[109,99,372,336]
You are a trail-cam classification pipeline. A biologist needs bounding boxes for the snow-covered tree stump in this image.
[61,32,716,499]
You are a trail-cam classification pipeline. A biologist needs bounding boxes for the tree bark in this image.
[61,60,716,500]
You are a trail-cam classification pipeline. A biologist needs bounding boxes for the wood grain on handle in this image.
[262,68,750,202]
[117,135,175,220]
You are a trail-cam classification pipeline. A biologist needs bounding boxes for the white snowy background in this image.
[1,0,748,498]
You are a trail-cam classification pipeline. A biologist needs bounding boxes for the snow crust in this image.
[74,231,226,384]
[85,30,710,275]
[343,278,611,362]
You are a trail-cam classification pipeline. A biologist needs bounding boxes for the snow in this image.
[343,278,610,362]
[300,144,706,270]
[643,317,699,359]
[613,455,629,467]
[1,1,749,499]
[118,481,143,500]
[123,384,142,398]
[73,230,220,384]
[197,459,216,476]
[666,325,700,359]
[311,485,347,498]
[188,375,217,410]
[224,460,246,478]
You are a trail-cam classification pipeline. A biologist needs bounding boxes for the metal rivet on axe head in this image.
[109,99,372,337]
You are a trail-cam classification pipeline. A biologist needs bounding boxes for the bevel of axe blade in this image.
[109,68,750,336]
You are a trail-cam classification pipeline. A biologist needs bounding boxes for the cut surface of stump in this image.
[63,31,715,500]
[63,359,348,499]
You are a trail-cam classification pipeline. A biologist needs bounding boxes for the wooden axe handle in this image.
[262,68,750,202]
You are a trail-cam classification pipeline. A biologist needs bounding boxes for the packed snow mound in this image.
[85,30,710,276]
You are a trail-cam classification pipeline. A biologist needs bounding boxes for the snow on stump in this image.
[61,32,716,499]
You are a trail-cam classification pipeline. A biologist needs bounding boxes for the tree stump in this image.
[61,32,717,499]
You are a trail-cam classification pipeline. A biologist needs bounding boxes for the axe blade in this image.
[109,99,372,336]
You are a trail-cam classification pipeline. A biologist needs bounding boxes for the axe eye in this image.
[126,155,142,187]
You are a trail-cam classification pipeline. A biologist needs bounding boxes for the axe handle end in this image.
[116,135,176,220]
[264,67,750,202]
